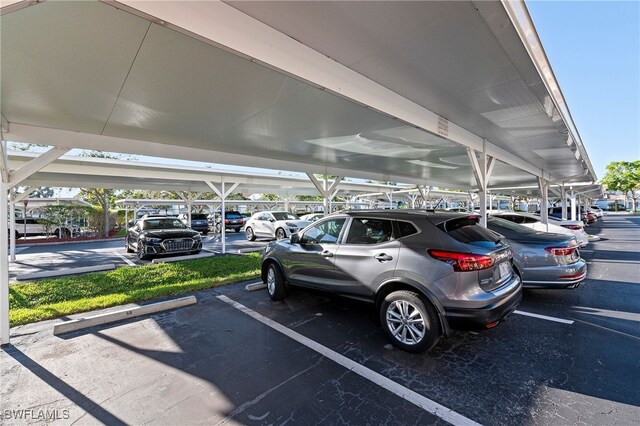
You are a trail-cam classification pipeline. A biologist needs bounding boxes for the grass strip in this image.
[9,253,261,326]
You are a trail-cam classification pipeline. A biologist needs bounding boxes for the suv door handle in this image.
[320,250,333,258]
[374,253,393,262]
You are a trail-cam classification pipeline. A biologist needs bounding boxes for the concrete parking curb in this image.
[16,264,116,281]
[237,248,263,254]
[53,295,197,335]
[151,253,216,264]
[245,282,267,291]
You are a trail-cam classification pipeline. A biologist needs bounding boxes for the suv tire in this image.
[275,228,286,240]
[246,227,256,241]
[266,263,287,301]
[380,290,440,353]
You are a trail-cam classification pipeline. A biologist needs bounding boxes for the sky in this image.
[525,0,640,180]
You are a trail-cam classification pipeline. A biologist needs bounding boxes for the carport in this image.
[0,1,595,346]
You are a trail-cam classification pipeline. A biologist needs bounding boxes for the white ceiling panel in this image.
[1,0,596,192]
[0,0,149,133]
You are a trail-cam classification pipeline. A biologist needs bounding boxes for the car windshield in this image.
[190,214,207,220]
[224,212,243,219]
[142,219,185,230]
[272,212,299,221]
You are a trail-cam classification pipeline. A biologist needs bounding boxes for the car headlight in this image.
[193,233,202,240]
[146,237,162,244]
[285,222,298,228]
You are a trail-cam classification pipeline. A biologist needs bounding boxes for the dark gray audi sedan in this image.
[261,210,522,353]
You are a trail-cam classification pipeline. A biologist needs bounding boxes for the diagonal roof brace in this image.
[6,146,71,189]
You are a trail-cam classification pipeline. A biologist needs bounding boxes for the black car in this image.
[177,213,210,235]
[126,216,202,260]
[214,210,245,233]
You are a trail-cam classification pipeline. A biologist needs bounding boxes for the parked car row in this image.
[260,209,589,353]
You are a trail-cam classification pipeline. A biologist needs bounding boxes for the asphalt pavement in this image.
[1,214,639,425]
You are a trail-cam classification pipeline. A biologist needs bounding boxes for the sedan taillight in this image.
[545,246,577,256]
[563,225,582,230]
[427,249,495,272]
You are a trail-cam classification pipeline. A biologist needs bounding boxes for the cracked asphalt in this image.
[1,214,638,425]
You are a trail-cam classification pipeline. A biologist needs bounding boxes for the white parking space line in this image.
[203,248,217,254]
[217,295,481,426]
[514,310,574,325]
[112,251,136,267]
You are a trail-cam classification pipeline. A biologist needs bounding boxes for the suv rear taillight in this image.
[428,249,495,272]
[545,246,577,256]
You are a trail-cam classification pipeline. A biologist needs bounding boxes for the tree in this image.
[601,161,640,213]
[79,188,119,236]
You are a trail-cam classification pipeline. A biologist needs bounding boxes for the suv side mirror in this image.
[290,234,300,244]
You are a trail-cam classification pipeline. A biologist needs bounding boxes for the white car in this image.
[589,206,604,218]
[244,211,311,241]
[299,213,324,223]
[491,212,589,247]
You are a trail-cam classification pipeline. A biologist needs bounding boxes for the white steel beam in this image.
[13,187,37,204]
[102,1,552,182]
[5,124,460,189]
[8,146,70,189]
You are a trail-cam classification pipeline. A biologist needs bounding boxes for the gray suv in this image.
[261,210,522,352]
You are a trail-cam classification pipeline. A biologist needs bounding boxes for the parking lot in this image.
[2,214,638,425]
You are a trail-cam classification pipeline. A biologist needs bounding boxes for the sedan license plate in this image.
[498,261,511,278]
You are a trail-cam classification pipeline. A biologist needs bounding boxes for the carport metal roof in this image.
[1,0,594,190]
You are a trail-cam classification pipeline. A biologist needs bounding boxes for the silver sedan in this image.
[487,217,587,289]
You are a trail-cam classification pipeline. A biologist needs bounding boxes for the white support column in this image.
[1,183,9,345]
[9,189,16,262]
[416,185,431,208]
[221,181,226,254]
[538,177,549,229]
[306,174,343,214]
[407,194,418,209]
[561,183,567,220]
[0,145,72,345]
[205,181,238,254]
[467,146,495,227]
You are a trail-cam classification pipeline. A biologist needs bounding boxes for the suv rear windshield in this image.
[224,211,243,219]
[190,214,208,220]
[437,217,502,246]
